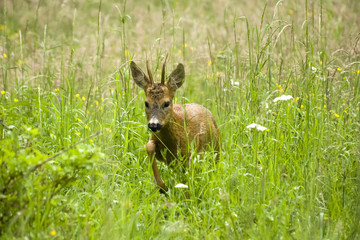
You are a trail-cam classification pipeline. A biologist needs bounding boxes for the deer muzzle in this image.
[148,117,163,132]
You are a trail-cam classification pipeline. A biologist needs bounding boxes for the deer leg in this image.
[146,140,168,192]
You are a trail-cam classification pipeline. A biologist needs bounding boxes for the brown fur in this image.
[131,60,220,192]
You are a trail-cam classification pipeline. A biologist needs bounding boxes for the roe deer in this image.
[130,57,220,192]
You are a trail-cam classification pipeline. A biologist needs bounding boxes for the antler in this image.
[146,58,154,84]
[161,53,168,84]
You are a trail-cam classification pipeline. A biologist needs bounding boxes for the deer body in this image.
[131,59,219,191]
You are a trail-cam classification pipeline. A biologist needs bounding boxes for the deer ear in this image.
[130,61,151,89]
[167,63,185,91]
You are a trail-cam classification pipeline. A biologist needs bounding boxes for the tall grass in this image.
[0,0,359,239]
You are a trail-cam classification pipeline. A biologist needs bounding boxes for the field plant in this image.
[1,0,359,239]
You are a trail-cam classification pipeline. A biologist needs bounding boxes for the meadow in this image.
[0,0,359,239]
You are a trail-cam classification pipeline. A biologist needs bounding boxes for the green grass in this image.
[1,0,360,239]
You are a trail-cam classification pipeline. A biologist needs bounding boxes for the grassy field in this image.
[1,0,360,239]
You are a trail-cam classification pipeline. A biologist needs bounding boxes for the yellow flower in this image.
[337,67,342,72]
[96,101,99,106]
[323,216,329,220]
[3,53,7,58]
[320,61,323,65]
[105,128,112,133]
[183,43,187,48]
[334,113,339,118]
[77,118,81,122]
[50,133,54,138]
[99,106,103,110]
[76,132,81,136]
[289,9,294,15]
[324,105,326,109]
[0,25,5,30]
[1,90,5,95]
[190,47,194,51]
[357,70,360,75]
[265,128,270,132]
[317,107,321,110]
[17,60,22,66]
[184,229,188,232]
[101,97,104,102]
[14,98,19,102]
[54,88,60,92]
[300,105,304,109]
[313,9,317,14]
[50,230,56,236]
[124,49,130,56]
[296,97,299,101]
[208,60,212,66]
[82,96,86,101]
[178,49,182,54]
[75,94,80,98]
[84,125,88,129]
[89,139,93,143]
[356,108,359,111]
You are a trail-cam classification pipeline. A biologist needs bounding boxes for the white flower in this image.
[175,183,188,189]
[273,95,293,102]
[246,123,268,131]
[230,80,240,86]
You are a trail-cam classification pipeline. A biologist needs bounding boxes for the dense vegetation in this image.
[1,0,359,238]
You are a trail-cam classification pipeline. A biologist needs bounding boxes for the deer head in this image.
[130,57,185,132]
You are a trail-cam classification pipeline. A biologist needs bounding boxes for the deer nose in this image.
[148,122,162,132]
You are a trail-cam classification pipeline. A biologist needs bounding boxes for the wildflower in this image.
[301,105,304,109]
[296,97,299,101]
[273,95,293,102]
[1,90,5,95]
[0,25,5,30]
[96,101,99,106]
[77,118,81,122]
[124,49,130,56]
[101,97,104,102]
[323,105,326,109]
[289,9,294,15]
[184,229,188,232]
[175,183,189,188]
[54,88,60,92]
[14,98,19,102]
[17,60,22,66]
[337,68,342,72]
[84,125,88,129]
[357,108,359,111]
[82,96,86,101]
[76,132,81,136]
[50,133,54,138]
[231,80,239,86]
[50,230,56,236]
[317,107,321,110]
[320,61,323,65]
[99,106,103,110]
[89,139,93,143]
[265,129,270,132]
[105,128,112,133]
[334,113,339,118]
[208,60,212,66]
[190,47,194,51]
[75,94,80,98]
[323,216,329,220]
[183,43,187,48]
[3,53,7,58]
[246,123,268,132]
[314,9,317,14]
[178,49,182,54]
[357,70,360,75]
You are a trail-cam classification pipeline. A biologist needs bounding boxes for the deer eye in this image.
[145,101,150,108]
[163,101,170,108]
